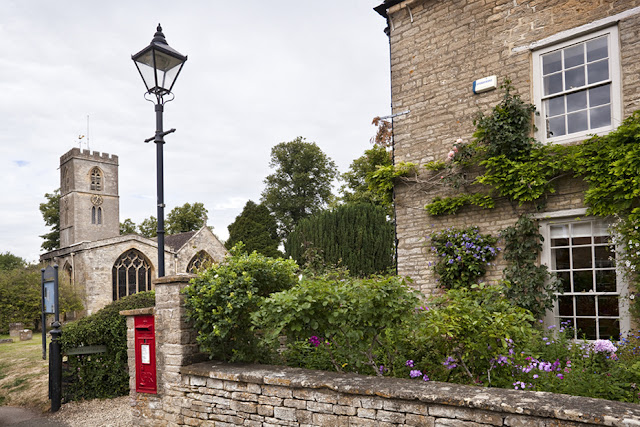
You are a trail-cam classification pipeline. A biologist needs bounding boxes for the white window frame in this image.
[532,26,622,145]
[539,214,630,340]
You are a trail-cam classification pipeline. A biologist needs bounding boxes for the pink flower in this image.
[456,138,463,144]
[447,150,455,159]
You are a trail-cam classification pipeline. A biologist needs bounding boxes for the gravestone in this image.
[9,323,24,338]
[19,329,32,341]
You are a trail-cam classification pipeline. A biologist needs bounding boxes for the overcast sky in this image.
[0,1,391,263]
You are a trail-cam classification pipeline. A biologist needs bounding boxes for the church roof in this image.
[163,231,197,251]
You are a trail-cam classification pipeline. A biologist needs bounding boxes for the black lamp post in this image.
[132,24,187,277]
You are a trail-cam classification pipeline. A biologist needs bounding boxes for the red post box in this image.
[134,315,157,394]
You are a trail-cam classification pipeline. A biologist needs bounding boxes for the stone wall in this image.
[122,275,640,426]
[380,0,640,293]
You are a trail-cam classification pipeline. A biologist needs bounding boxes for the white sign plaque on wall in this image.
[141,344,151,364]
[473,75,498,94]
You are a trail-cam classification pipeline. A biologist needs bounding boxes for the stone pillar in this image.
[121,274,200,425]
[153,274,201,393]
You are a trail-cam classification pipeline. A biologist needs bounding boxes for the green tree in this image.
[138,216,157,238]
[286,204,395,277]
[39,189,60,251]
[340,144,392,213]
[0,252,26,271]
[166,202,208,234]
[0,263,83,333]
[120,218,137,235]
[261,137,338,241]
[225,201,281,258]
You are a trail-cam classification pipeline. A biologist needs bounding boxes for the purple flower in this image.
[405,360,414,367]
[592,339,617,354]
[309,336,321,347]
[422,374,430,382]
[410,370,422,378]
[442,356,458,370]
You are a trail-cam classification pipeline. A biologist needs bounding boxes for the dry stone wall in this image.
[122,275,640,426]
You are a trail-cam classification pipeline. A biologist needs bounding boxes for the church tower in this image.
[59,148,120,247]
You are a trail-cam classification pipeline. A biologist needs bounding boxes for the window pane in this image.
[550,225,569,244]
[559,296,573,316]
[576,295,595,316]
[543,50,562,75]
[573,270,593,292]
[572,246,592,269]
[128,268,136,296]
[552,248,570,270]
[599,319,619,340]
[598,296,619,316]
[547,96,565,117]
[567,110,588,134]
[564,44,584,68]
[587,59,609,84]
[118,268,126,299]
[590,105,611,129]
[564,66,585,90]
[589,84,610,107]
[594,246,613,268]
[544,73,563,95]
[587,36,608,62]
[595,270,616,292]
[566,91,587,113]
[572,222,592,238]
[558,271,571,292]
[576,318,597,340]
[548,116,566,137]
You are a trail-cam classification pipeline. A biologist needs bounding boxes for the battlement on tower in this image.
[60,148,118,166]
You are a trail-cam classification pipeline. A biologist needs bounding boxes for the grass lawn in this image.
[0,333,50,411]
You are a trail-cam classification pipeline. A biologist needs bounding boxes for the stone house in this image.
[40,148,227,315]
[374,0,640,339]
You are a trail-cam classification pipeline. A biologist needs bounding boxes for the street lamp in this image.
[132,24,187,277]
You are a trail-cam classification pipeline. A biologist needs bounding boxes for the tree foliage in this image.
[39,189,60,251]
[137,216,157,238]
[0,260,83,333]
[166,202,208,234]
[0,252,26,271]
[261,137,338,241]
[286,204,395,277]
[119,218,137,235]
[340,144,393,213]
[225,201,281,258]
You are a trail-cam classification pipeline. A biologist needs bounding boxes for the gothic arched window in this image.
[187,250,214,273]
[91,206,96,224]
[112,249,153,300]
[90,167,103,191]
[97,207,102,224]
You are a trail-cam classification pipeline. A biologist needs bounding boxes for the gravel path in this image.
[46,396,132,427]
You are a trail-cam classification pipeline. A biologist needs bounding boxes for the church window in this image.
[90,167,103,191]
[112,249,153,300]
[91,206,96,224]
[187,250,214,273]
[97,207,102,224]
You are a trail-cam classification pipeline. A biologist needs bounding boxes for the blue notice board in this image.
[44,281,55,314]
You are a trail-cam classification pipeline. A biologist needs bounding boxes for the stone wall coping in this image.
[153,274,195,286]
[119,307,154,316]
[181,361,640,426]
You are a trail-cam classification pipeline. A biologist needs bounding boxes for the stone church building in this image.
[40,148,227,315]
[375,0,640,339]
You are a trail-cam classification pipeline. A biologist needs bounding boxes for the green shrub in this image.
[183,245,298,363]
[59,291,155,401]
[501,215,560,319]
[405,284,536,387]
[254,275,420,376]
[286,204,395,277]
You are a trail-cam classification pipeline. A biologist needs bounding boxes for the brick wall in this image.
[122,275,640,426]
[382,0,640,293]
